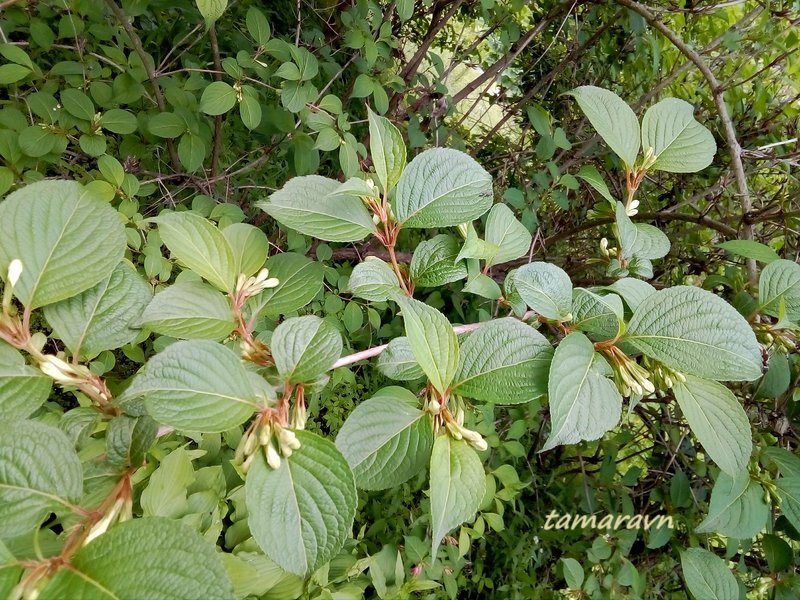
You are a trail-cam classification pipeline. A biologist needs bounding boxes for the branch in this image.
[208,25,224,180]
[614,0,758,285]
[105,0,182,173]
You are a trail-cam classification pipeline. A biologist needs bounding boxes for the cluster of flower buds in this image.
[647,360,687,390]
[625,199,640,217]
[612,355,656,397]
[444,403,488,452]
[290,402,307,430]
[240,335,272,366]
[235,421,302,473]
[599,238,618,260]
[84,494,133,545]
[759,328,797,353]
[235,268,279,299]
[38,354,111,404]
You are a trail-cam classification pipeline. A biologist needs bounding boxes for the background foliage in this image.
[0,0,799,598]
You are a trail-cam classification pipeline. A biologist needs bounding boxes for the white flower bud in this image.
[7,259,22,287]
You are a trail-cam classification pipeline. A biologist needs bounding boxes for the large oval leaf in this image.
[410,234,467,288]
[376,337,425,381]
[696,471,768,538]
[571,288,623,341]
[0,420,83,541]
[336,387,432,490]
[140,281,235,340]
[0,362,52,420]
[513,262,573,321]
[641,98,716,173]
[347,258,402,302]
[0,180,126,308]
[542,332,622,451]
[39,518,235,600]
[680,548,739,600]
[121,340,259,432]
[246,430,357,576]
[673,375,751,476]
[485,204,532,267]
[394,148,492,228]
[453,318,552,404]
[429,436,485,556]
[44,261,152,359]
[272,316,342,384]
[247,252,324,318]
[624,286,762,381]
[758,258,800,321]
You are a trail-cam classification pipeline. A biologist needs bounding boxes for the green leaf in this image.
[625,286,762,381]
[429,436,485,556]
[680,548,739,600]
[272,316,342,384]
[39,518,235,600]
[258,175,376,242]
[485,204,531,267]
[605,278,656,312]
[410,234,467,288]
[0,64,31,85]
[512,262,573,321]
[336,386,432,490]
[615,202,670,260]
[0,43,34,69]
[120,340,259,432]
[455,223,499,263]
[201,81,237,115]
[0,420,82,541]
[0,180,126,309]
[177,133,206,172]
[246,431,357,576]
[246,7,271,45]
[0,363,52,420]
[453,318,552,404]
[148,112,187,138]
[368,107,406,193]
[758,259,800,321]
[347,257,401,301]
[641,98,716,173]
[394,148,493,228]
[222,223,269,277]
[140,281,235,340]
[100,109,138,134]
[79,133,107,157]
[673,375,752,476]
[762,447,800,479]
[60,88,95,121]
[762,534,793,572]
[717,240,780,264]
[542,332,622,450]
[140,446,194,518]
[196,0,228,29]
[376,337,425,381]
[463,272,502,300]
[576,165,616,207]
[247,252,323,318]
[154,211,237,292]
[696,471,768,538]
[396,297,459,395]
[571,288,623,340]
[239,94,262,130]
[44,261,152,359]
[105,414,158,470]
[562,557,584,589]
[566,86,640,168]
[776,477,800,534]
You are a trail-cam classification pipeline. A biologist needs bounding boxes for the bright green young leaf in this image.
[258,175,376,242]
[140,281,235,340]
[717,240,780,264]
[121,340,259,432]
[0,420,82,541]
[673,375,752,476]
[39,518,235,600]
[246,431,357,576]
[615,202,670,261]
[0,363,52,420]
[0,180,126,309]
[347,258,401,301]
[394,148,493,228]
[272,316,342,384]
[140,446,194,518]
[247,252,323,318]
[512,262,573,321]
[453,318,552,404]
[680,548,739,600]
[455,223,499,263]
[571,288,623,340]
[776,477,800,533]
[566,86,640,168]
[429,436,485,556]
[368,107,406,193]
[625,286,762,381]
[154,211,237,292]
[641,98,716,173]
[222,223,269,277]
[196,0,228,29]
[576,165,616,207]
[542,332,622,451]
[376,337,425,381]
[696,471,768,539]
[758,259,800,320]
[410,234,467,288]
[336,386,432,490]
[395,297,459,394]
[485,204,532,267]
[44,261,152,359]
[463,272,502,300]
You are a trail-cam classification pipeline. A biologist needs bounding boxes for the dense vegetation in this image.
[0,0,799,598]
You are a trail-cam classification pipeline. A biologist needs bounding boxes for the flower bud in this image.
[265,441,281,470]
[7,259,22,287]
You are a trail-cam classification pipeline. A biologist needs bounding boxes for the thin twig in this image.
[208,25,224,180]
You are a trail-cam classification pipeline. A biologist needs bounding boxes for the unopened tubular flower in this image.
[39,355,91,385]
[265,440,281,470]
[7,259,22,287]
